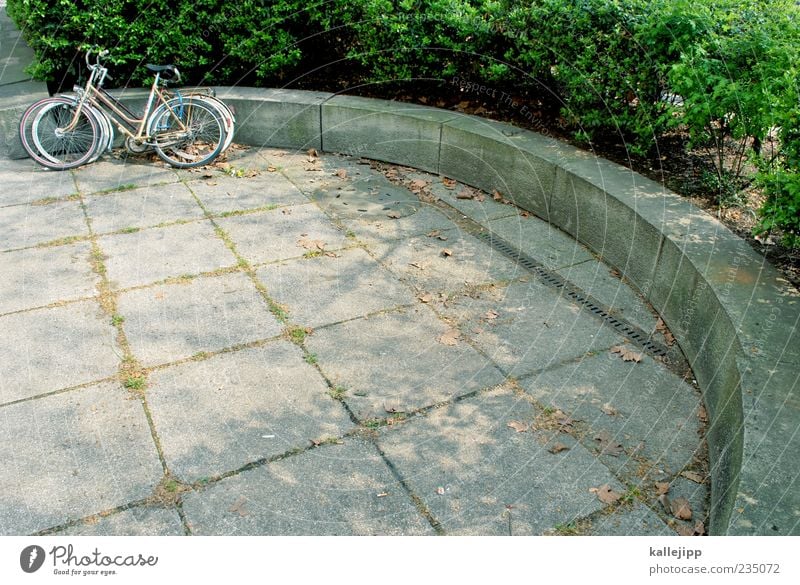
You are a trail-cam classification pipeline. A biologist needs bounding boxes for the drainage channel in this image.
[469,228,672,362]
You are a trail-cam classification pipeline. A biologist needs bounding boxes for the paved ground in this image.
[0,145,709,535]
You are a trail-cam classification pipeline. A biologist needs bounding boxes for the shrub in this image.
[6,0,321,87]
[8,0,799,247]
[669,1,799,195]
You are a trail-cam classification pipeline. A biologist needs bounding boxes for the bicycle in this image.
[19,49,232,170]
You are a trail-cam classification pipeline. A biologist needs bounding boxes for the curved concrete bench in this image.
[2,85,798,534]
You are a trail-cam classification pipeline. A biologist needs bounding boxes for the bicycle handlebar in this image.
[85,48,109,70]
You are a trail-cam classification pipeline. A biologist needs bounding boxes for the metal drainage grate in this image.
[474,231,669,359]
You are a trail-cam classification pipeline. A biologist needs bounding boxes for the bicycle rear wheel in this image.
[149,99,226,168]
[29,101,101,170]
[164,95,235,153]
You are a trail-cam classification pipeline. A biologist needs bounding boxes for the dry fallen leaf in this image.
[590,484,621,505]
[507,420,528,433]
[336,168,348,179]
[441,248,453,258]
[670,497,693,520]
[267,166,277,172]
[438,328,460,346]
[693,520,706,536]
[601,403,618,416]
[387,210,401,219]
[548,442,570,454]
[555,411,577,430]
[427,230,441,238]
[418,293,434,303]
[229,496,249,517]
[297,238,326,250]
[656,317,676,346]
[492,190,503,201]
[611,345,643,363]
[442,177,456,189]
[594,430,624,456]
[680,471,705,484]
[409,179,428,192]
[456,189,473,200]
[655,482,671,496]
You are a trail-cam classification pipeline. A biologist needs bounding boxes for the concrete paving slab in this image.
[0,382,163,535]
[663,475,709,530]
[118,272,282,367]
[0,199,87,251]
[73,159,179,195]
[0,301,120,404]
[405,171,519,222]
[181,438,434,535]
[520,352,704,479]
[343,205,459,245]
[0,36,35,85]
[307,306,506,420]
[438,280,623,377]
[587,503,673,535]
[0,159,77,206]
[99,220,236,289]
[216,203,349,265]
[556,258,660,334]
[147,342,354,483]
[377,385,626,535]
[486,214,594,270]
[57,506,185,536]
[0,149,712,535]
[185,172,308,215]
[84,182,205,234]
[370,231,522,294]
[0,241,97,314]
[310,180,420,222]
[255,247,417,328]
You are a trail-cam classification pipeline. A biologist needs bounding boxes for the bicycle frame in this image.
[62,60,187,144]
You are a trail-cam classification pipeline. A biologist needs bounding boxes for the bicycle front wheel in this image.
[149,99,226,168]
[30,101,101,170]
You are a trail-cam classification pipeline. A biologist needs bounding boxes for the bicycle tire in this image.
[148,99,226,168]
[87,104,114,162]
[161,95,235,153]
[19,97,75,165]
[185,95,235,152]
[29,101,101,170]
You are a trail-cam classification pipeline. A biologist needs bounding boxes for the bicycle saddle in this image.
[146,64,180,81]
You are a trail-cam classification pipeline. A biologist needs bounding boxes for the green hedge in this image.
[8,0,799,246]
